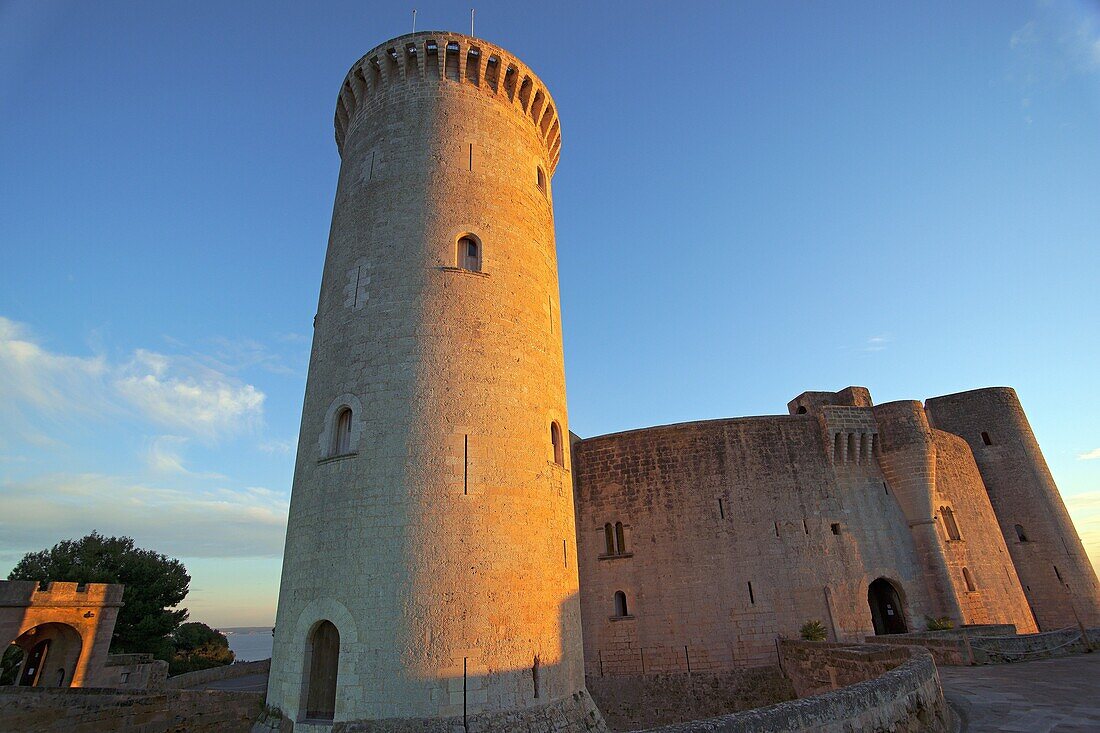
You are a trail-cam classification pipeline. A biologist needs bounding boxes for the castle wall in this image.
[925,388,1100,629]
[267,32,592,728]
[571,416,938,676]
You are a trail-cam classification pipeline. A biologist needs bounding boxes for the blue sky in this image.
[1,1,1098,627]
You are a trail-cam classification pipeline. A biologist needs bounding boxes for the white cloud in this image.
[0,316,265,440]
[147,435,226,479]
[0,473,289,561]
[861,335,892,353]
[1077,448,1100,461]
[258,439,295,455]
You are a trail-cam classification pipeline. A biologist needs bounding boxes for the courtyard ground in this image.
[940,654,1100,732]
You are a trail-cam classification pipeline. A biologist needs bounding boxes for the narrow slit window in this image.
[615,522,626,554]
[940,506,962,541]
[981,431,992,446]
[748,581,755,604]
[604,523,614,555]
[537,166,546,192]
[551,421,564,467]
[458,235,482,272]
[962,567,977,592]
[613,591,628,617]
[332,407,352,456]
[1015,524,1029,542]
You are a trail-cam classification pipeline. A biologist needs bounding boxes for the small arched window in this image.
[332,407,352,456]
[981,431,992,446]
[613,591,629,617]
[458,235,482,272]
[615,522,626,554]
[604,523,614,555]
[551,421,564,467]
[940,506,962,541]
[962,567,977,592]
[536,166,546,192]
[1015,524,1029,542]
[796,405,807,414]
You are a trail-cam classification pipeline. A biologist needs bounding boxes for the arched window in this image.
[981,431,993,446]
[551,421,564,467]
[613,591,628,617]
[458,235,481,272]
[796,406,807,414]
[615,522,626,554]
[1015,524,1029,542]
[304,621,340,721]
[604,524,614,555]
[332,407,352,456]
[962,567,977,592]
[536,166,546,192]
[940,506,962,541]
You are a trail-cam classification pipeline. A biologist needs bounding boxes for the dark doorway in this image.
[868,578,908,635]
[18,640,49,686]
[304,621,339,720]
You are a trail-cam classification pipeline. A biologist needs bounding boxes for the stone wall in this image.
[101,653,168,689]
[635,644,948,733]
[0,686,263,733]
[166,657,270,689]
[586,666,794,732]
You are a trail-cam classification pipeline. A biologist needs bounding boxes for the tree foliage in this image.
[7,532,190,659]
[169,622,235,676]
[799,619,828,641]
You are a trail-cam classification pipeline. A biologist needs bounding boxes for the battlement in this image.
[335,32,562,172]
[0,580,124,608]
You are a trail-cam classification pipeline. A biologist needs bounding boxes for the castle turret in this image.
[872,401,965,624]
[264,32,604,730]
[926,388,1100,629]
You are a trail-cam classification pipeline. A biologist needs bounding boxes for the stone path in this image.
[939,654,1100,732]
[188,672,269,692]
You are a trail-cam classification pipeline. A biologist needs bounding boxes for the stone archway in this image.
[868,578,908,635]
[11,622,83,687]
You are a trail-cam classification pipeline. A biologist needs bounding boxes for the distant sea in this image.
[220,627,274,662]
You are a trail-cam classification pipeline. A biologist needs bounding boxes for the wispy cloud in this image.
[0,316,265,440]
[1064,490,1100,576]
[0,473,289,559]
[1077,448,1100,461]
[861,335,892,353]
[258,439,295,455]
[147,435,226,479]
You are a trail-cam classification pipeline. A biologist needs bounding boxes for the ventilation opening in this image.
[425,40,440,79]
[981,431,992,446]
[485,55,500,90]
[445,41,460,81]
[1015,524,1029,542]
[831,523,841,535]
[465,47,480,84]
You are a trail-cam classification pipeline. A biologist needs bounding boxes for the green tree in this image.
[7,532,190,659]
[169,622,235,676]
[799,620,828,641]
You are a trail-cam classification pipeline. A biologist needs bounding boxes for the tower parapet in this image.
[335,32,562,172]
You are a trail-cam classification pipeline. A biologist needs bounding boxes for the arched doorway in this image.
[868,578,908,635]
[303,620,339,721]
[1,644,26,685]
[9,623,83,687]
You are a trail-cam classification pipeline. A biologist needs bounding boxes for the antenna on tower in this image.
[470,8,475,36]
[412,9,417,33]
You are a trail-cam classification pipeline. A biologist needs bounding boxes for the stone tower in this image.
[263,32,605,731]
[926,388,1100,629]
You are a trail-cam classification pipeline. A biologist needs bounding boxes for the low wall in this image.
[635,643,948,733]
[0,686,264,733]
[587,666,794,732]
[864,626,1098,666]
[100,653,168,689]
[778,640,912,698]
[165,657,271,689]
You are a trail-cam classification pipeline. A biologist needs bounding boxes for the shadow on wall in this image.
[264,590,604,731]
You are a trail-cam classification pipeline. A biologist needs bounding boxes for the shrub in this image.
[925,616,955,631]
[799,620,828,641]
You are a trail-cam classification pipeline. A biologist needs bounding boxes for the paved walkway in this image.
[940,654,1100,732]
[187,672,268,692]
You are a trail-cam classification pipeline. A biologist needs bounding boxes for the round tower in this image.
[925,388,1100,630]
[264,32,604,731]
